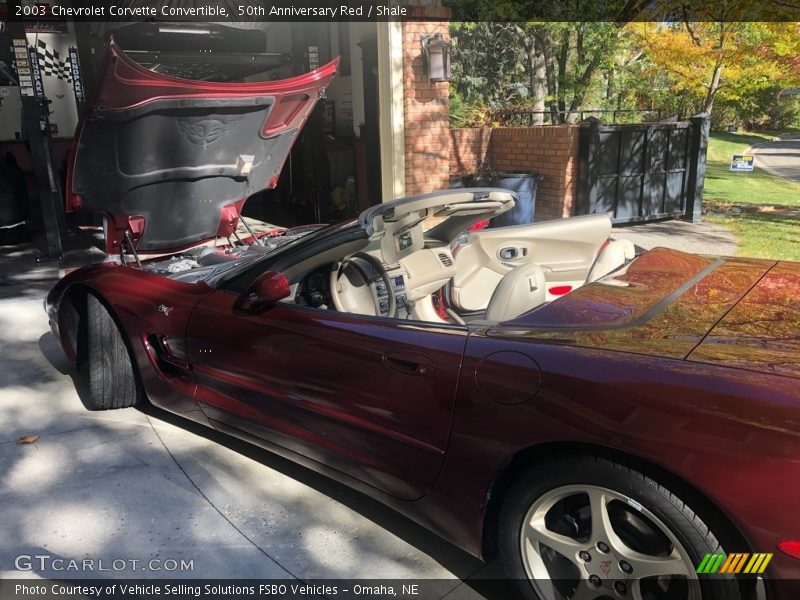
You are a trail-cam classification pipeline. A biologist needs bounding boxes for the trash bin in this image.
[474,173,493,187]
[490,172,542,227]
[449,175,466,189]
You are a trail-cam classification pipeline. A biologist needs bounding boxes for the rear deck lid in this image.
[687,261,800,378]
[497,248,775,359]
[67,39,338,254]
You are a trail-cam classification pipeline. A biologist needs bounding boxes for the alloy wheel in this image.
[519,484,701,600]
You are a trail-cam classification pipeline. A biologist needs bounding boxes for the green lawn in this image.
[705,211,800,261]
[702,131,800,261]
[703,131,800,208]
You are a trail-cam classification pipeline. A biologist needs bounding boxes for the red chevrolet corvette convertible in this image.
[47,42,800,600]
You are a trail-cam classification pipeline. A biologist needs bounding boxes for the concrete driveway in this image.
[750,134,800,182]
[0,248,505,598]
[611,218,738,256]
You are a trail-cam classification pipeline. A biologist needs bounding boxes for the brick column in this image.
[402,7,451,196]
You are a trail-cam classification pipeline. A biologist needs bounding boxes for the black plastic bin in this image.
[449,175,467,189]
[474,173,493,187]
[490,172,542,227]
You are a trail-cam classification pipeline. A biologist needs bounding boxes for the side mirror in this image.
[236,271,290,311]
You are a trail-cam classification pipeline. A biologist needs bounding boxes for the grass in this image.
[705,211,800,261]
[703,131,800,208]
[702,131,800,261]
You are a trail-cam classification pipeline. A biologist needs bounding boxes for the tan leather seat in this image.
[586,239,636,282]
[484,263,547,322]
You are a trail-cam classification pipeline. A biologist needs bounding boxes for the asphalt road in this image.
[0,250,506,597]
[750,134,800,182]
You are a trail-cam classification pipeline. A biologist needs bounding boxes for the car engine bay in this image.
[136,229,316,283]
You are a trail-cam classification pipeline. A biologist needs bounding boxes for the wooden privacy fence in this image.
[576,114,710,224]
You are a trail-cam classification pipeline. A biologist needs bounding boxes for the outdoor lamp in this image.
[421,33,451,83]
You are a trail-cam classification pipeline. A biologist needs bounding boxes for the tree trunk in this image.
[567,53,603,123]
[516,25,546,125]
[702,61,723,114]
[557,30,569,122]
[538,29,560,124]
[530,45,546,124]
[606,68,614,101]
[702,24,729,115]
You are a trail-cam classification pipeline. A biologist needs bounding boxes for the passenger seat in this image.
[484,263,547,322]
[586,239,635,283]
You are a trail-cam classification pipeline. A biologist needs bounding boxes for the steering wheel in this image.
[330,252,397,317]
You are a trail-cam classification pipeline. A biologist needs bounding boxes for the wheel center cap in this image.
[596,557,614,578]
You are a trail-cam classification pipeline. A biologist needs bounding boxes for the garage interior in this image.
[0,21,386,258]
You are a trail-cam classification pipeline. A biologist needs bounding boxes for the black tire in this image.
[83,294,142,410]
[498,456,742,600]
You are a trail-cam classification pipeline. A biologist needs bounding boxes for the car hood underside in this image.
[67,40,338,254]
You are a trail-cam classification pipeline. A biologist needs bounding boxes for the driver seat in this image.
[484,263,547,322]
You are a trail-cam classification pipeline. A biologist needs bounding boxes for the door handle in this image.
[383,350,436,376]
[499,247,527,261]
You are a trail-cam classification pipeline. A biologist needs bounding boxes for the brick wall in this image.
[450,127,491,177]
[401,6,451,196]
[449,126,580,221]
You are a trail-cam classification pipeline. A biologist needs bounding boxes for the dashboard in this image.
[292,234,455,321]
[295,266,332,308]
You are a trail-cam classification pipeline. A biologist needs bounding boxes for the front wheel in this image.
[82,294,143,410]
[498,456,742,600]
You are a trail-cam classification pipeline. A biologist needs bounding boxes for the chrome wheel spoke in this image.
[624,547,694,579]
[586,487,625,549]
[568,580,602,600]
[524,519,583,561]
[629,578,645,600]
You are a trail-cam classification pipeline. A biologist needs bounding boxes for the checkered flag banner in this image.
[35,39,73,83]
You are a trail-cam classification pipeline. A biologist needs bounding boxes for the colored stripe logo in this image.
[696,553,772,574]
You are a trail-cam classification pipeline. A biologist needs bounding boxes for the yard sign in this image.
[730,154,755,172]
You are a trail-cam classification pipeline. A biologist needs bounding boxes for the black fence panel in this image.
[576,114,710,224]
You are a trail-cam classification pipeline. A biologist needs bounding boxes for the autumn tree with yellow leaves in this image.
[632,22,800,117]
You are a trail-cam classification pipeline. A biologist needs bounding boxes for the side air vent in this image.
[438,253,453,267]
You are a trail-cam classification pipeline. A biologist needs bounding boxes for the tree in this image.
[632,22,800,116]
[450,22,631,123]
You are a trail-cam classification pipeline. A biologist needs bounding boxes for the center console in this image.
[375,268,408,318]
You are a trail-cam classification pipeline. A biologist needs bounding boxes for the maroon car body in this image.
[46,236,800,593]
[46,41,800,599]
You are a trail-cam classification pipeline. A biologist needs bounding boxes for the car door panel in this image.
[186,291,467,500]
[452,214,612,311]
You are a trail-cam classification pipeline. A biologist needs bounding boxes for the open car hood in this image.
[66,40,338,254]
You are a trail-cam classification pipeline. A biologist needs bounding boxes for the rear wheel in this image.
[82,294,142,410]
[498,457,742,600]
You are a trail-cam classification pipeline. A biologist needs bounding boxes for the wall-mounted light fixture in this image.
[421,33,452,83]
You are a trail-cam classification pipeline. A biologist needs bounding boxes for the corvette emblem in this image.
[158,304,173,316]
[177,118,230,145]
[600,560,612,577]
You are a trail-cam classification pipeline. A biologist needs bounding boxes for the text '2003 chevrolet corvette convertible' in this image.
[46,40,800,600]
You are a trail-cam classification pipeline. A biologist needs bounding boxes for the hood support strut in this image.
[123,230,142,267]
